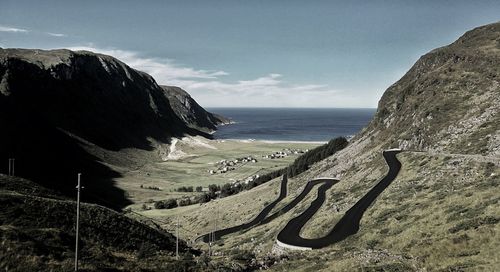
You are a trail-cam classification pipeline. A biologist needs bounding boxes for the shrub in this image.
[178,198,192,207]
[484,161,496,176]
[195,193,211,203]
[142,185,161,191]
[208,184,220,194]
[154,199,178,209]
[287,137,348,177]
[176,186,193,192]
[366,239,379,249]
[449,216,499,233]
[220,183,238,197]
[231,249,255,262]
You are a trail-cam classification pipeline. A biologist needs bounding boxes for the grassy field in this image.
[116,137,320,211]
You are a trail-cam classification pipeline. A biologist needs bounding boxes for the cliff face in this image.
[0,48,214,150]
[0,48,222,207]
[361,22,500,155]
[162,85,231,133]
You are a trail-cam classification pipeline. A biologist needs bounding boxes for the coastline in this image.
[216,138,327,144]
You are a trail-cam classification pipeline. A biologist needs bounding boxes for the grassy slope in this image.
[146,23,500,271]
[0,174,197,272]
[266,151,499,271]
[158,148,499,271]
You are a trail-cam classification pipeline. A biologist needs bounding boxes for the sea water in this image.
[207,108,376,142]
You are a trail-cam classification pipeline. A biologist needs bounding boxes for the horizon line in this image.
[204,107,377,109]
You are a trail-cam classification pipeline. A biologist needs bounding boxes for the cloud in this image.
[0,25,66,37]
[47,32,66,37]
[67,46,228,81]
[0,25,29,33]
[64,45,355,107]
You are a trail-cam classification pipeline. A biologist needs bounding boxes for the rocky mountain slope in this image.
[162,85,231,133]
[281,22,499,271]
[361,22,499,155]
[0,48,224,208]
[167,22,499,271]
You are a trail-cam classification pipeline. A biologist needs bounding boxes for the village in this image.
[261,148,309,159]
[204,148,310,187]
[208,148,309,175]
[208,156,259,175]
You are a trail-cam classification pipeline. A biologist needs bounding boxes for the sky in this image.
[1,1,499,108]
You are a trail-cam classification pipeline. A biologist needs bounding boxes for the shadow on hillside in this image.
[0,56,212,209]
[0,108,131,209]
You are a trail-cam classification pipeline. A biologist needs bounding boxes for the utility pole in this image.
[214,205,219,243]
[211,202,218,256]
[176,217,179,260]
[75,173,82,272]
[12,158,14,176]
[208,231,211,257]
[8,158,15,176]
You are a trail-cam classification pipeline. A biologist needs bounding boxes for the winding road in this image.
[197,149,402,250]
[277,149,402,249]
[197,173,290,243]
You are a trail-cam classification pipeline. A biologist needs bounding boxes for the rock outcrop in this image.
[162,85,231,133]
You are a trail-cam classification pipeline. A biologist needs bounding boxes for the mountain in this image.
[170,22,500,271]
[0,48,225,208]
[162,85,231,133]
[360,22,499,155]
[277,22,500,270]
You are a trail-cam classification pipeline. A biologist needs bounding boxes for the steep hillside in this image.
[165,22,499,271]
[362,22,500,155]
[275,22,500,270]
[0,48,222,208]
[0,174,195,272]
[162,85,231,133]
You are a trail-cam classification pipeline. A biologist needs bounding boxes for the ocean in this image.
[207,108,376,142]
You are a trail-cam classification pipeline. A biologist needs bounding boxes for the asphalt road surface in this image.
[276,150,402,249]
[197,150,401,249]
[197,173,289,242]
[197,175,340,243]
